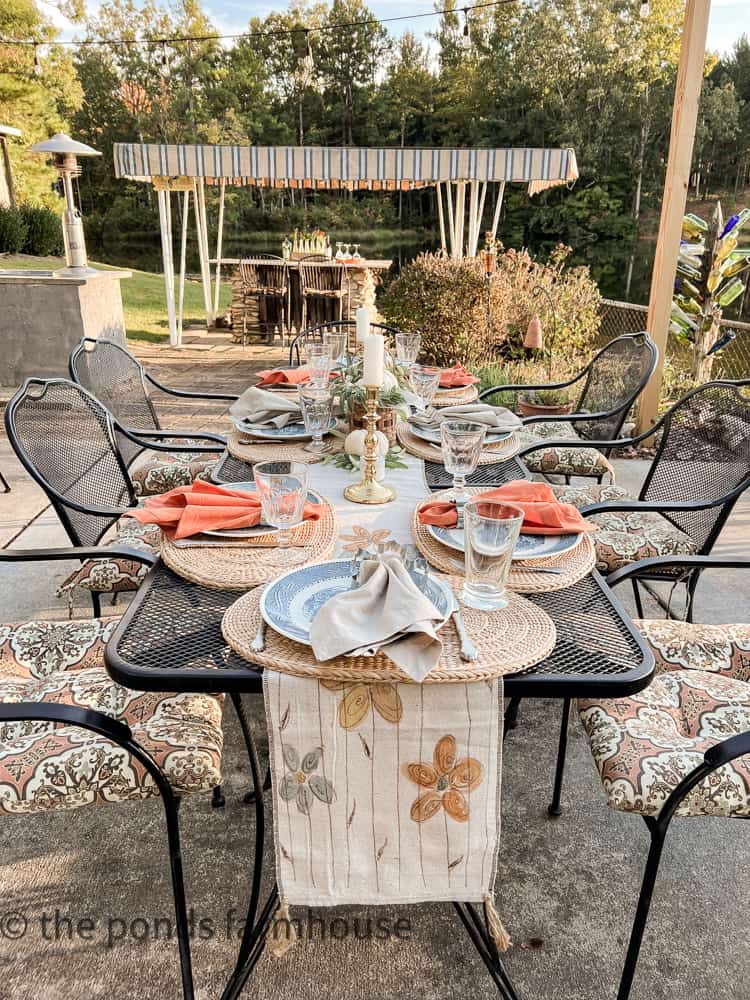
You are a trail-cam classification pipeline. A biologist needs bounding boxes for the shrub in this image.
[0,206,29,254]
[20,204,63,256]
[379,245,602,370]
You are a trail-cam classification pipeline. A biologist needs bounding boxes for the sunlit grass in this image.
[0,253,231,343]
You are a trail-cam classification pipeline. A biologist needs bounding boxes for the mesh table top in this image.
[211,451,532,491]
[106,562,653,698]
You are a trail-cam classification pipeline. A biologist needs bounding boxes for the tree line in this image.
[1,0,749,301]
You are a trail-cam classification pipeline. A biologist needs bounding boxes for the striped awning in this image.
[113,144,578,193]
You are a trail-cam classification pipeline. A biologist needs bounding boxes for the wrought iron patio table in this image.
[211,449,532,490]
[104,560,653,1000]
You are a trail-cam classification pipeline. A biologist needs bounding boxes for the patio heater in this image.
[28,132,101,275]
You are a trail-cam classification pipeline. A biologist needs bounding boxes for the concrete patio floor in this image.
[0,341,748,999]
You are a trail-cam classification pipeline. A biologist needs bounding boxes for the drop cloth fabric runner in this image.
[264,671,503,906]
[262,452,505,911]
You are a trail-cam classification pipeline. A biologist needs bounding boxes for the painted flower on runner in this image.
[404,734,482,823]
[279,744,335,814]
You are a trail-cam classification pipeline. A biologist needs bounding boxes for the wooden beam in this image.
[177,189,190,347]
[490,182,506,243]
[436,181,447,252]
[157,188,177,347]
[212,178,226,322]
[638,0,712,432]
[446,181,456,257]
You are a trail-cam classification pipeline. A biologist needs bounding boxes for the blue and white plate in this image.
[408,421,513,447]
[260,559,453,647]
[427,523,582,562]
[233,417,337,441]
[202,483,324,540]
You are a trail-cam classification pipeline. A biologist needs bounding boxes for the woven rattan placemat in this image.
[160,502,337,590]
[411,491,596,594]
[227,429,345,466]
[221,574,556,683]
[396,423,520,465]
[432,384,480,407]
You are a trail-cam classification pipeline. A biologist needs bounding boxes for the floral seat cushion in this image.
[56,517,160,602]
[518,421,615,482]
[129,448,216,497]
[550,483,696,574]
[578,620,750,819]
[0,617,223,815]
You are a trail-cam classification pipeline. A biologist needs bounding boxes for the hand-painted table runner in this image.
[262,454,507,943]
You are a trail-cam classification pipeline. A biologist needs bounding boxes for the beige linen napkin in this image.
[411,403,522,432]
[309,555,444,682]
[230,386,302,430]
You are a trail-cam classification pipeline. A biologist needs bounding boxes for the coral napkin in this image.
[439,364,479,388]
[127,480,325,540]
[256,367,311,386]
[417,480,598,536]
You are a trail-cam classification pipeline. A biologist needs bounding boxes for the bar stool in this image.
[237,254,289,346]
[298,255,349,331]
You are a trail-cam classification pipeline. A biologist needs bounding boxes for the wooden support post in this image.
[490,182,506,243]
[157,188,178,347]
[446,181,456,258]
[177,188,190,347]
[193,179,214,328]
[638,0,712,432]
[467,180,479,258]
[212,179,226,323]
[471,181,488,257]
[436,181,447,253]
[455,182,466,259]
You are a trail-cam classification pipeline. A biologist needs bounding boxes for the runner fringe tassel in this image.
[484,896,512,952]
[266,897,297,958]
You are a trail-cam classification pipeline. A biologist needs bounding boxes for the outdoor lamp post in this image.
[28,132,101,274]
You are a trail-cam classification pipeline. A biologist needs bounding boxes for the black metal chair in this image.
[481,333,658,483]
[4,378,222,614]
[0,544,220,1000]
[575,555,750,1000]
[236,254,290,347]
[540,379,750,622]
[69,337,231,495]
[288,320,401,367]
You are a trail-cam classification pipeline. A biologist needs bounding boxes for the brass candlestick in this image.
[344,386,396,504]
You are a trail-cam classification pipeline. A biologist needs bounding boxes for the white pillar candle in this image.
[356,306,370,342]
[363,333,384,387]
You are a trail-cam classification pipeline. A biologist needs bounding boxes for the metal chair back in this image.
[5,378,136,547]
[289,320,400,366]
[573,333,658,442]
[640,379,750,553]
[69,337,159,467]
[238,254,288,296]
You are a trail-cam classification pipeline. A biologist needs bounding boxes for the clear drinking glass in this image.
[323,330,348,366]
[461,500,524,611]
[305,343,332,388]
[335,242,344,260]
[410,364,442,411]
[395,332,421,368]
[352,244,361,259]
[253,461,310,566]
[299,385,334,454]
[440,421,487,499]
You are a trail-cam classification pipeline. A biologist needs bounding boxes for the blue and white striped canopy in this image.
[113,143,578,193]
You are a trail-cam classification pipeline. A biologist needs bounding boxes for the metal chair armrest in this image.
[0,545,157,567]
[479,371,585,401]
[143,372,237,402]
[704,730,750,768]
[606,555,750,590]
[120,427,227,452]
[0,702,133,746]
[581,495,741,518]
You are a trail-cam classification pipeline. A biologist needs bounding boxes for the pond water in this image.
[90,233,658,305]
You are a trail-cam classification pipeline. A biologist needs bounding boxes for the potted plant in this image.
[518,386,573,418]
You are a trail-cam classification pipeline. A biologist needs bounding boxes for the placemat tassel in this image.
[483,896,512,952]
[266,897,297,958]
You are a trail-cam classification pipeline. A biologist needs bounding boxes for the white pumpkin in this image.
[355,369,398,392]
[344,428,389,457]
